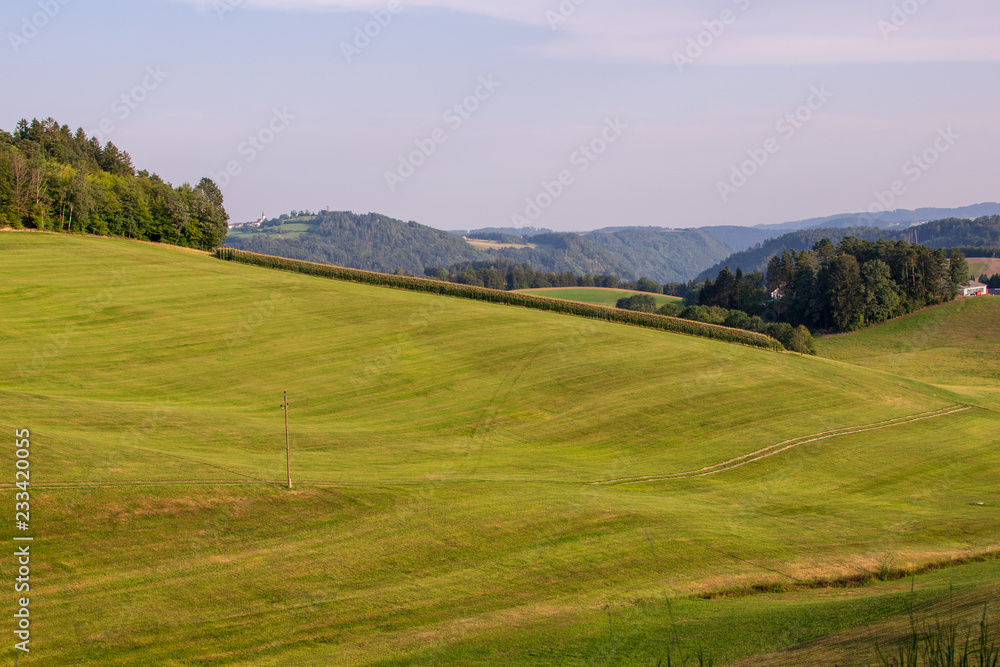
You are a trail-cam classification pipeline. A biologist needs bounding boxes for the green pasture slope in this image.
[517,287,684,308]
[817,297,1000,395]
[2,231,998,666]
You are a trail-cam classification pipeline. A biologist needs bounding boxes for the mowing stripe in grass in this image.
[597,405,973,485]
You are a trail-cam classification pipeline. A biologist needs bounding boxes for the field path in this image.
[594,405,972,486]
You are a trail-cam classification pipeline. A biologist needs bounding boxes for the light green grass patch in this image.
[517,287,684,308]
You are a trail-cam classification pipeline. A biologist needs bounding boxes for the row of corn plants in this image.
[215,248,785,352]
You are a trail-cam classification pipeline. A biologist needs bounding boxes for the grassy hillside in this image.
[517,287,684,308]
[817,297,1000,395]
[3,231,999,665]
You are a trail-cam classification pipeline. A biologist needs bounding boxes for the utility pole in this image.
[282,391,291,489]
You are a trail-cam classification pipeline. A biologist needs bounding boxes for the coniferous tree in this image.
[827,254,865,331]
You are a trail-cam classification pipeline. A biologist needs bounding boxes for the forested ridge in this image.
[585,227,734,283]
[232,211,480,273]
[694,237,969,336]
[698,217,1000,281]
[226,211,642,280]
[909,215,1000,249]
[0,117,229,250]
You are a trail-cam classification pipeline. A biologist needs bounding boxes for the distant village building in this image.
[228,212,267,230]
[961,281,988,297]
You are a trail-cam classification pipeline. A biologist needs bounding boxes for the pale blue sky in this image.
[2,0,998,229]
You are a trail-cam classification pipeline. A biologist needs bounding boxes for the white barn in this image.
[961,281,988,297]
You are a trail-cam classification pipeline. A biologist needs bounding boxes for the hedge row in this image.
[216,248,785,352]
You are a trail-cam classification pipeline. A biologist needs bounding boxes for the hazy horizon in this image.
[3,0,998,231]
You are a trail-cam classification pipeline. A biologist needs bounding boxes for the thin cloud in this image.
[177,0,1000,65]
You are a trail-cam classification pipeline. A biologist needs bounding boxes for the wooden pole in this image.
[283,391,291,489]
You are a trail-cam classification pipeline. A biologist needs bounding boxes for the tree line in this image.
[424,259,701,295]
[615,293,815,354]
[0,117,229,250]
[218,248,784,352]
[976,274,1000,289]
[424,260,621,290]
[684,237,968,338]
[695,216,1000,283]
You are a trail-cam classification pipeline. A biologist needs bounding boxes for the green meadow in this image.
[817,296,1000,397]
[1,231,998,665]
[517,287,684,308]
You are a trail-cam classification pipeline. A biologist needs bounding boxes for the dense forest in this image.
[694,237,967,334]
[908,216,1000,248]
[0,118,229,250]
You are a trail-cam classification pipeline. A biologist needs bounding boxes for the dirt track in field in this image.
[594,405,973,485]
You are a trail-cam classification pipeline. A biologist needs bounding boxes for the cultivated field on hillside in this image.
[968,257,1000,279]
[968,257,1000,280]
[2,231,998,665]
[465,237,536,250]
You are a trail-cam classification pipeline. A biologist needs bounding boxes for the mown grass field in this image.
[2,231,998,665]
[517,287,684,308]
[817,297,1000,397]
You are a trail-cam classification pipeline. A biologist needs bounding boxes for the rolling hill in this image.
[227,212,641,280]
[817,296,1000,394]
[697,215,1000,281]
[227,209,1000,287]
[3,231,998,665]
[747,202,1000,233]
[585,227,735,283]
[226,210,483,274]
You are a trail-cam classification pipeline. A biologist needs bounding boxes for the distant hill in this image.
[904,215,1000,249]
[450,226,723,282]
[497,232,638,279]
[226,211,482,274]
[226,209,1000,285]
[750,203,1000,233]
[696,215,1000,281]
[697,226,777,251]
[453,226,554,237]
[584,228,734,284]
[226,212,641,279]
[696,227,905,281]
